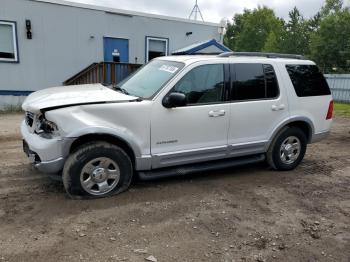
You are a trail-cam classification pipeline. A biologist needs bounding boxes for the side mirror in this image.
[162,92,187,108]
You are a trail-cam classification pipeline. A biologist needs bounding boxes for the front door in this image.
[151,63,230,169]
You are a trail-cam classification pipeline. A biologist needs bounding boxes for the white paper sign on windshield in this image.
[159,65,179,74]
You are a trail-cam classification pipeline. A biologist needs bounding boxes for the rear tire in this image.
[267,127,307,171]
[63,141,133,199]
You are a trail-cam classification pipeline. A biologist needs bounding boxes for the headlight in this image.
[35,114,60,138]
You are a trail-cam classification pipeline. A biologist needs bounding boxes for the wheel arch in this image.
[286,121,313,142]
[268,117,314,149]
[69,133,137,168]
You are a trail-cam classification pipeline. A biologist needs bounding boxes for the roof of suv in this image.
[157,55,314,65]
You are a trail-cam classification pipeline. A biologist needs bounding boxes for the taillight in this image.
[326,100,334,120]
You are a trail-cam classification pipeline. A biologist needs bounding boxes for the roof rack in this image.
[218,52,305,60]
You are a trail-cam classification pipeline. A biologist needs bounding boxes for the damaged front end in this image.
[25,111,60,139]
[21,111,72,175]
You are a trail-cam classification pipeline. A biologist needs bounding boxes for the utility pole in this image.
[189,0,204,22]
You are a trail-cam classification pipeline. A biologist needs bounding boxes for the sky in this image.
[69,0,350,23]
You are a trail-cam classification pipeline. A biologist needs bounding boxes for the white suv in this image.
[21,52,333,198]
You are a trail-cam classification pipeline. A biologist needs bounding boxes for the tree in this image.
[223,0,350,73]
[308,12,322,32]
[224,6,283,52]
[278,7,311,55]
[321,0,343,16]
[224,10,252,50]
[310,8,350,72]
[262,31,281,52]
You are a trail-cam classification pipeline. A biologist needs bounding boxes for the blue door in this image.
[103,37,129,84]
[103,37,129,62]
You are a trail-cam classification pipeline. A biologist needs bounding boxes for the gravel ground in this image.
[0,113,349,262]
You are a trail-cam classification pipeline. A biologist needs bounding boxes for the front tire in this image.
[267,127,307,171]
[63,141,133,199]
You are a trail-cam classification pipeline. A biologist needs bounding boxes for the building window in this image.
[146,37,168,62]
[0,21,19,63]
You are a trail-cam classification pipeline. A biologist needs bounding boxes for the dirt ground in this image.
[0,113,349,262]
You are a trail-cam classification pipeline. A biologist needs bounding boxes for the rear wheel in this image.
[267,127,307,171]
[63,141,133,199]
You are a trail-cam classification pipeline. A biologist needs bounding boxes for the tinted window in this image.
[173,64,224,105]
[264,64,279,98]
[286,65,331,97]
[232,63,279,101]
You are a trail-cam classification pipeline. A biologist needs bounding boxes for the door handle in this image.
[272,104,285,111]
[279,104,286,110]
[209,110,226,117]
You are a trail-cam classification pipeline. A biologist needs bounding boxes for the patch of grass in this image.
[0,105,23,114]
[334,102,350,117]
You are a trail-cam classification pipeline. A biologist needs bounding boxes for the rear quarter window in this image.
[286,65,331,97]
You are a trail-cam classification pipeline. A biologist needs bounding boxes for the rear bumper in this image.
[21,120,73,174]
[311,130,330,143]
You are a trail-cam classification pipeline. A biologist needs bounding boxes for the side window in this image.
[264,64,279,98]
[231,63,279,101]
[173,64,224,105]
[233,64,265,100]
[0,21,19,62]
[286,65,331,97]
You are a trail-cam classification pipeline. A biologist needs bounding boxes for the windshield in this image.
[117,60,185,99]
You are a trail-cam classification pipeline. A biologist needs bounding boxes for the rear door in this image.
[227,63,289,156]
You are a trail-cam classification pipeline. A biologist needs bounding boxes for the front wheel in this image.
[63,141,133,199]
[267,127,307,171]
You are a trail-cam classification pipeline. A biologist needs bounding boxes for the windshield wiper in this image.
[113,84,143,101]
[113,85,130,95]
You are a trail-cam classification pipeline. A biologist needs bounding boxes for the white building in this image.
[0,0,225,109]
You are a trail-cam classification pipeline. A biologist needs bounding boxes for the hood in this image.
[22,84,137,113]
